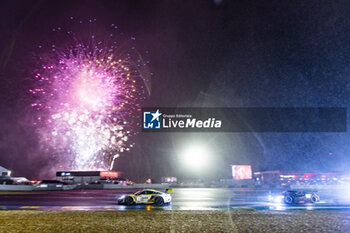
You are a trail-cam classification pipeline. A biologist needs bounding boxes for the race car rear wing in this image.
[165,188,173,193]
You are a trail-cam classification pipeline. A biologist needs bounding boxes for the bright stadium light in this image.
[181,145,210,170]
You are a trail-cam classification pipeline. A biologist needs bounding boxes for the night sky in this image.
[1,0,350,181]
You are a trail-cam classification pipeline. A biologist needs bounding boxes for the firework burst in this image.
[30,18,148,171]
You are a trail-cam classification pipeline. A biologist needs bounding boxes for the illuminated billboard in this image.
[231,165,252,179]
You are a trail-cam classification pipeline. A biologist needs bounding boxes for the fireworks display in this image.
[30,18,148,171]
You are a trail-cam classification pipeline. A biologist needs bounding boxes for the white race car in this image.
[118,189,172,205]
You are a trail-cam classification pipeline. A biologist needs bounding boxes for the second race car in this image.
[283,190,320,204]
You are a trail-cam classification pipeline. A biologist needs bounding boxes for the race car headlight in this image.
[305,194,312,198]
[269,195,283,203]
[268,195,273,201]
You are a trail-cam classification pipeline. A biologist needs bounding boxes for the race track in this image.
[0,188,350,211]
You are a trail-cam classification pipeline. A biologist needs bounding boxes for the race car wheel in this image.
[284,195,294,204]
[125,196,134,205]
[310,195,318,203]
[155,197,164,205]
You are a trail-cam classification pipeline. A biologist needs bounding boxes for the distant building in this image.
[253,171,342,186]
[0,166,30,185]
[56,171,122,184]
[0,166,12,184]
[0,166,11,177]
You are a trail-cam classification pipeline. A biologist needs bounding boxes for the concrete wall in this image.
[0,184,33,191]
[103,183,170,189]
[291,184,347,190]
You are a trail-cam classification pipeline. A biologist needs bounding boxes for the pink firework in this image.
[30,18,148,171]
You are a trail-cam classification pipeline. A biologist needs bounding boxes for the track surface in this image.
[0,188,350,211]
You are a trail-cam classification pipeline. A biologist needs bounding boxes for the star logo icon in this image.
[151,109,162,122]
[142,109,162,129]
